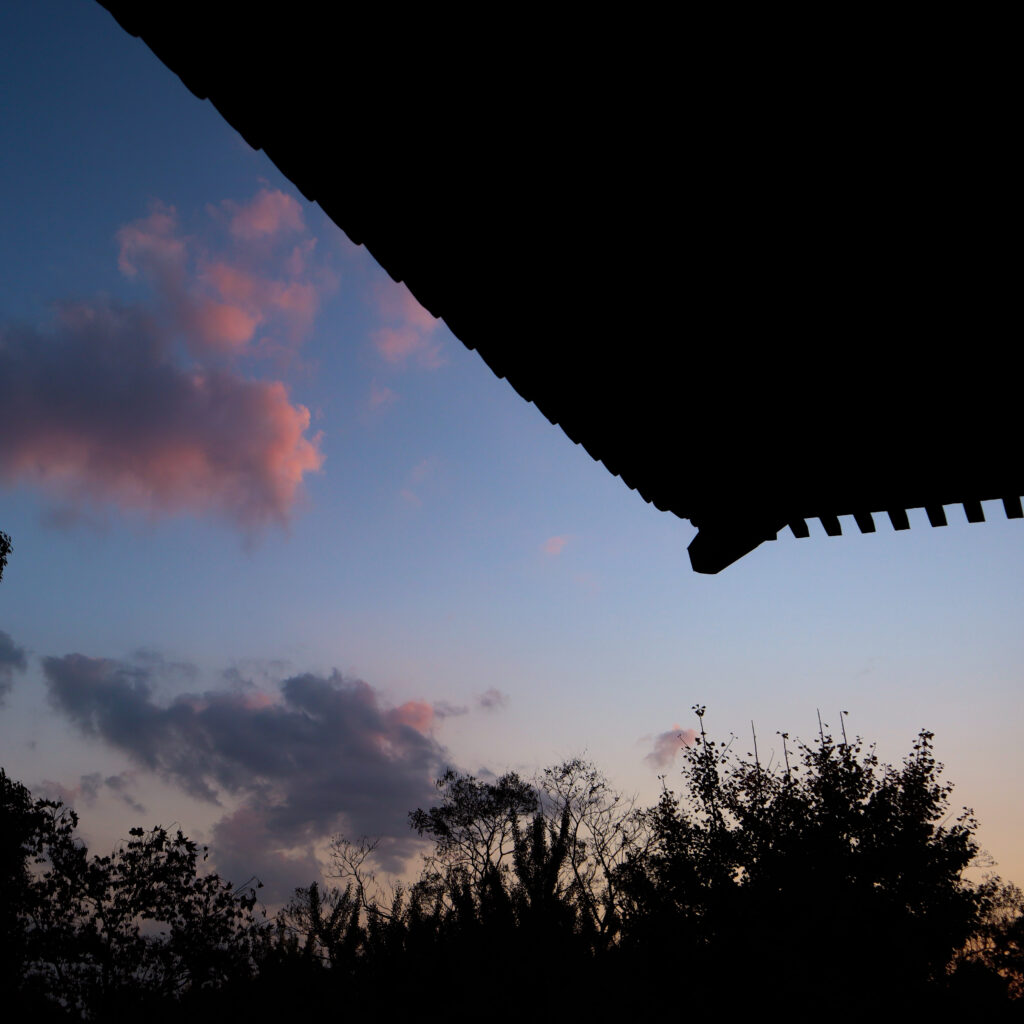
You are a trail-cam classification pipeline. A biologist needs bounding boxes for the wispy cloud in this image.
[434,700,469,719]
[410,456,436,484]
[644,725,698,771]
[543,535,570,557]
[399,455,438,507]
[366,379,398,411]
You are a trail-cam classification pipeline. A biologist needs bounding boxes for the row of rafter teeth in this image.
[787,497,1024,539]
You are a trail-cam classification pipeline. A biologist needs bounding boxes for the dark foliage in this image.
[0,767,267,1021]
[3,714,1023,1021]
[0,529,11,583]
[408,767,538,882]
[612,710,1009,1014]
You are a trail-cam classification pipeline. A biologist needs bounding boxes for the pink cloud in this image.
[644,725,699,771]
[227,188,305,240]
[0,303,324,530]
[198,265,319,349]
[389,700,435,735]
[189,298,262,353]
[374,280,438,331]
[269,280,317,319]
[1,191,337,533]
[371,280,443,368]
[116,192,332,359]
[285,239,316,278]
[373,326,423,364]
[543,535,570,556]
[239,691,279,710]
[202,261,260,305]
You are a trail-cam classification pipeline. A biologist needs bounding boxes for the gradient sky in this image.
[2,1,1022,903]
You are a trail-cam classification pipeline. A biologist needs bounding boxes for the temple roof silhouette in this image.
[97,4,1019,572]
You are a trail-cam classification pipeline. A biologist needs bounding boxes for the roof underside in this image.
[98,4,1020,571]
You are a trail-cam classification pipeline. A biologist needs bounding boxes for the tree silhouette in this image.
[953,879,1024,1004]
[408,768,538,885]
[1,768,57,1017]
[510,808,572,924]
[535,757,649,947]
[0,769,268,1020]
[613,711,1003,1012]
[4,711,1023,1020]
[0,530,11,583]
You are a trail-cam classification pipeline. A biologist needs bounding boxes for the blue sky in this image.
[2,0,1022,901]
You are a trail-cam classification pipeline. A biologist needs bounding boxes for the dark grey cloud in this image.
[131,648,199,685]
[433,700,469,719]
[77,772,103,804]
[211,803,329,904]
[478,688,508,711]
[99,771,148,814]
[0,630,28,702]
[42,654,449,894]
[221,659,291,691]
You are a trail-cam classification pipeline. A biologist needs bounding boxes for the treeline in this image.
[3,713,1023,1021]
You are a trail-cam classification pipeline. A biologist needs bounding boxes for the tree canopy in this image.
[1,768,267,1021]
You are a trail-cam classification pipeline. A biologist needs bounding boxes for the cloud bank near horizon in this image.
[41,650,457,899]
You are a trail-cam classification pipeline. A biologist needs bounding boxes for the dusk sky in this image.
[2,1,1022,903]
